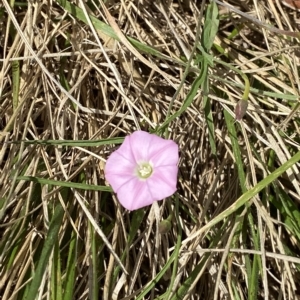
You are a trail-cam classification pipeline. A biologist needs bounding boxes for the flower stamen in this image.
[136,162,153,179]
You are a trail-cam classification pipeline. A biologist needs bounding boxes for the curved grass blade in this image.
[183,149,300,244]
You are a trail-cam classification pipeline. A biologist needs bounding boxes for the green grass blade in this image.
[247,214,260,300]
[136,246,177,300]
[89,221,98,300]
[112,209,145,289]
[185,149,300,242]
[270,185,300,240]
[55,0,168,59]
[169,229,224,300]
[202,65,216,155]
[198,1,219,154]
[63,232,77,300]
[24,203,65,300]
[51,242,63,300]
[160,195,181,300]
[224,110,246,190]
[157,70,206,133]
[201,1,219,52]
[224,110,260,300]
[210,74,297,101]
[16,176,113,192]
[3,137,124,147]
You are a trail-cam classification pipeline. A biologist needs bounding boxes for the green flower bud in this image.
[159,219,172,234]
[235,100,248,120]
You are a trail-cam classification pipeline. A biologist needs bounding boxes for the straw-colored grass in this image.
[0,0,300,299]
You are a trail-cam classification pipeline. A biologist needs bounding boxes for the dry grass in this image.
[0,0,300,299]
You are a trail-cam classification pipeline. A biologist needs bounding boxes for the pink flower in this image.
[105,131,179,211]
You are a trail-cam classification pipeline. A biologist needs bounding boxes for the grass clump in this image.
[0,0,300,299]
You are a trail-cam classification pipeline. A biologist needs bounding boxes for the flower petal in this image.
[128,131,179,166]
[105,151,135,176]
[127,131,153,163]
[116,178,155,210]
[146,165,178,199]
[149,140,179,167]
[105,150,136,193]
[114,134,136,163]
[105,173,135,193]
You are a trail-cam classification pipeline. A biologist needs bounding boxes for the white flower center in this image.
[136,162,153,179]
